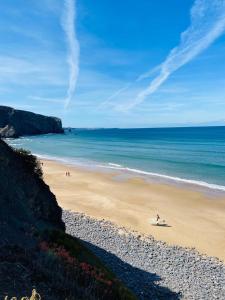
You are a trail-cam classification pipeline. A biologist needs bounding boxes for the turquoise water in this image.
[7,126,225,191]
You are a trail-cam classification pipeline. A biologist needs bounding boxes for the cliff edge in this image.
[0,105,64,138]
[0,139,135,300]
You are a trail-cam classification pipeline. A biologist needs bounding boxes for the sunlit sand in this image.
[42,159,225,262]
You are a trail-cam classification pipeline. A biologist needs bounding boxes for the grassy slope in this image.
[40,229,137,300]
[0,143,136,299]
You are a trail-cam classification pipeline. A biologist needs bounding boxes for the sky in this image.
[1,0,225,128]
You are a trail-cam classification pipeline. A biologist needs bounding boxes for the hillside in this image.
[0,106,64,138]
[0,139,136,299]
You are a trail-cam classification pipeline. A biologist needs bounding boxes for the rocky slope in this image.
[0,105,63,138]
[0,139,135,300]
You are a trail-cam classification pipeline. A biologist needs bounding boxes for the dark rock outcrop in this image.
[0,105,64,138]
[0,140,136,300]
[0,139,65,248]
[0,139,65,297]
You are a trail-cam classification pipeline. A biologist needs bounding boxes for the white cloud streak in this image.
[97,83,131,110]
[62,0,80,109]
[117,0,225,110]
[136,64,161,82]
[0,55,66,86]
[29,96,65,104]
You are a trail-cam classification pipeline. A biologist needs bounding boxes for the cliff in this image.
[0,139,135,300]
[0,105,64,138]
[0,139,65,245]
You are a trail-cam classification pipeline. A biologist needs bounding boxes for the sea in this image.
[6,126,225,192]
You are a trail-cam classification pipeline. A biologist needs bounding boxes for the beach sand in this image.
[42,159,225,261]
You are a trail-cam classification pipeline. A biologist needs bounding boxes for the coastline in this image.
[35,152,225,194]
[42,158,225,261]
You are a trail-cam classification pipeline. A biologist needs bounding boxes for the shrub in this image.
[38,230,137,300]
[14,148,43,179]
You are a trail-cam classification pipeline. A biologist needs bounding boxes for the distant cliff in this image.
[0,105,64,138]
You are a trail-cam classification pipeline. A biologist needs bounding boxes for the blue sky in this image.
[1,0,225,128]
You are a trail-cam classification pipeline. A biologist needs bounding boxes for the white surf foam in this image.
[108,163,123,167]
[34,153,225,192]
[104,165,225,192]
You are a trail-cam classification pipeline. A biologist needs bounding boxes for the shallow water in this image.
[6,126,225,191]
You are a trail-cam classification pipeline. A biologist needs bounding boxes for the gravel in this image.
[63,210,225,300]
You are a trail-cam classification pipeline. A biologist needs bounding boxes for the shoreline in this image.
[42,158,225,261]
[36,153,225,194]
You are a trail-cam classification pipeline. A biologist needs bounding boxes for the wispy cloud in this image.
[0,55,66,86]
[97,83,131,110]
[98,65,161,110]
[113,0,225,110]
[29,96,65,104]
[136,64,161,82]
[62,0,80,109]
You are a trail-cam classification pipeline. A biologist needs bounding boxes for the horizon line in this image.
[63,124,225,130]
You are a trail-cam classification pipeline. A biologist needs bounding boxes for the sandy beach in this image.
[42,159,225,261]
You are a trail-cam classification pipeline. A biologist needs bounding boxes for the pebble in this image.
[63,210,225,300]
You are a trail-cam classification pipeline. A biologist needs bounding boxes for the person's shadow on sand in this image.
[82,240,181,300]
[151,223,172,227]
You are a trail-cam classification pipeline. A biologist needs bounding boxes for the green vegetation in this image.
[39,230,137,300]
[0,141,136,298]
[13,148,43,179]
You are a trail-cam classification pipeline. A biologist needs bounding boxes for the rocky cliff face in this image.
[0,105,64,138]
[0,139,65,297]
[0,140,135,300]
[0,139,65,248]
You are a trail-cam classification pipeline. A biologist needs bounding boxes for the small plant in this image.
[39,240,116,298]
[4,289,41,300]
[14,148,43,179]
[38,230,137,300]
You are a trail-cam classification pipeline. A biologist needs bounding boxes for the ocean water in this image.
[6,126,225,191]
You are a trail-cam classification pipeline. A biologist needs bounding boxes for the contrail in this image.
[98,66,160,110]
[97,83,131,110]
[115,0,225,110]
[62,0,80,109]
[136,64,161,82]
